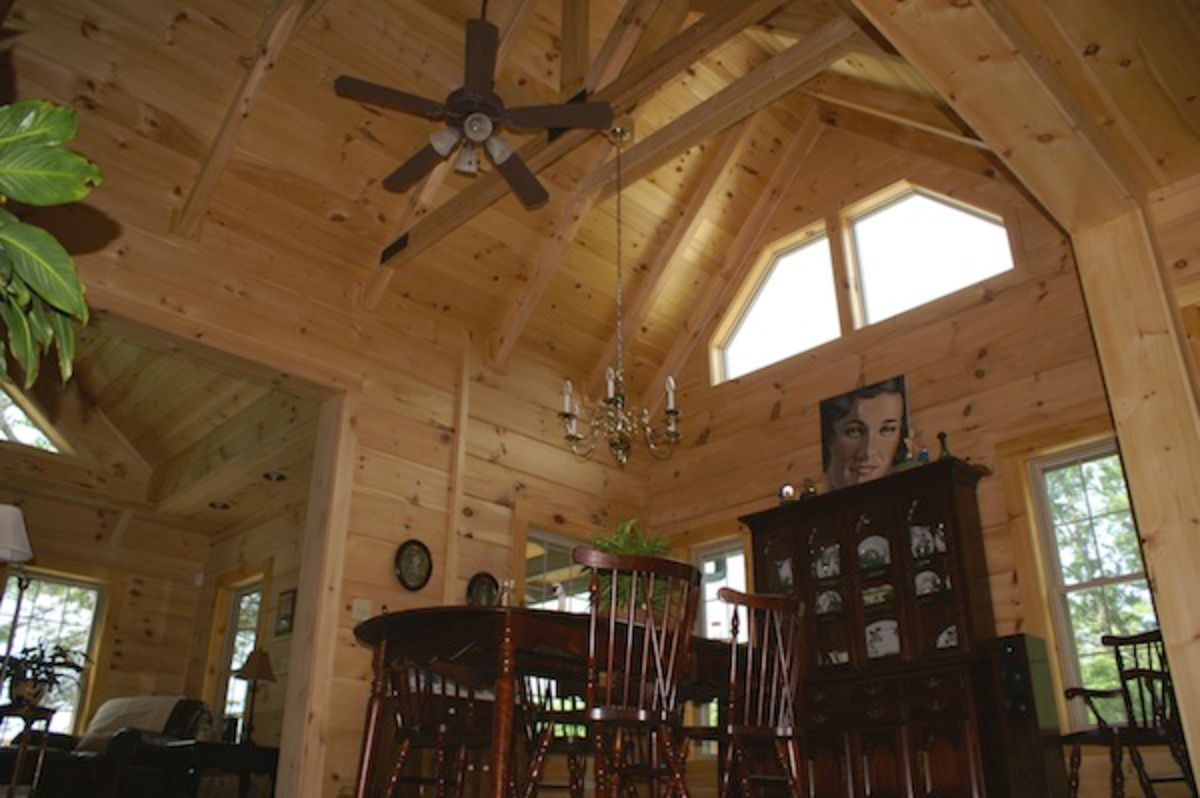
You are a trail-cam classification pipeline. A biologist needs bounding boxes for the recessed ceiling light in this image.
[208,501,232,511]
[262,471,287,482]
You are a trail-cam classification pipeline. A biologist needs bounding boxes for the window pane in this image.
[723,236,839,380]
[1053,521,1104,586]
[1092,513,1141,578]
[0,389,58,452]
[0,574,100,740]
[1066,582,1157,660]
[1076,652,1125,724]
[699,549,747,642]
[851,192,1013,324]
[1080,455,1130,516]
[1044,464,1090,525]
[525,531,588,612]
[221,588,262,733]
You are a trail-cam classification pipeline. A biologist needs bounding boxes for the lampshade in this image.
[0,505,33,564]
[233,648,276,682]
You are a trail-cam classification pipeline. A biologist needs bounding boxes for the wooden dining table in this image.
[353,606,727,798]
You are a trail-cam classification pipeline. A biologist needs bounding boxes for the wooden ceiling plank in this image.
[381,0,791,268]
[638,105,825,410]
[488,145,613,371]
[580,16,857,199]
[561,0,591,99]
[817,104,997,176]
[152,391,320,515]
[170,0,324,238]
[496,0,540,70]
[586,119,755,394]
[800,73,989,151]
[625,0,694,70]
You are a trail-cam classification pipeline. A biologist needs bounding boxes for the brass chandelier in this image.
[559,128,680,465]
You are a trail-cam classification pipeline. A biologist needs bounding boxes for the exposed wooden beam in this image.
[800,72,989,151]
[640,106,824,410]
[586,0,662,93]
[379,0,790,268]
[817,103,997,177]
[441,330,472,603]
[496,0,539,70]
[587,119,755,393]
[171,0,327,238]
[578,17,856,198]
[561,0,590,99]
[488,143,613,370]
[626,0,694,69]
[850,0,1134,228]
[152,391,319,515]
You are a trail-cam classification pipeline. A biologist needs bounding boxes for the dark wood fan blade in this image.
[494,151,549,208]
[383,143,448,193]
[504,102,614,131]
[334,76,445,120]
[463,18,499,94]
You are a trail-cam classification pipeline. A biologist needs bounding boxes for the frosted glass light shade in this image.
[0,505,32,563]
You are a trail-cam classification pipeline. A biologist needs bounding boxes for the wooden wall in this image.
[0,492,207,726]
[185,499,309,747]
[649,126,1112,640]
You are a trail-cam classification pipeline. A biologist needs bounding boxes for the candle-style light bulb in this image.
[563,379,573,414]
[666,375,676,411]
[606,367,615,399]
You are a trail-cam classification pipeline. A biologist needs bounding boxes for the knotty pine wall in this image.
[649,126,1112,638]
[0,492,207,727]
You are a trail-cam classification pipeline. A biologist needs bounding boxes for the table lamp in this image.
[0,505,33,695]
[233,648,275,745]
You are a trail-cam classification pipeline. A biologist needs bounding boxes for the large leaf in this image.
[0,146,102,205]
[0,298,39,388]
[47,309,75,382]
[0,101,78,148]
[0,220,87,320]
[27,298,53,348]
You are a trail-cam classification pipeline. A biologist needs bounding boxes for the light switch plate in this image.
[351,596,373,622]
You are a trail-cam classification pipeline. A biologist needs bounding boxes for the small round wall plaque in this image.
[394,539,433,591]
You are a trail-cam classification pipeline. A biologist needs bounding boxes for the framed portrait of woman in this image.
[819,376,909,492]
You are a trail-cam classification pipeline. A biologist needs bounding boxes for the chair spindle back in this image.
[573,545,701,719]
[1103,630,1175,730]
[719,588,804,733]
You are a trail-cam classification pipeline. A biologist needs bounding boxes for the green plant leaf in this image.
[0,145,102,205]
[0,101,78,148]
[0,220,87,319]
[27,298,53,347]
[0,297,39,388]
[48,309,75,382]
[0,207,18,226]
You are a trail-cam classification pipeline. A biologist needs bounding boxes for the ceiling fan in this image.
[334,1,614,208]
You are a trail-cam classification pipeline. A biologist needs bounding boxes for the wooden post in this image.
[277,392,358,796]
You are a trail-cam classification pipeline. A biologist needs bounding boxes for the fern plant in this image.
[590,519,672,615]
[0,100,102,387]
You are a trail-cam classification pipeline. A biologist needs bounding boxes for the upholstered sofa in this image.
[0,695,212,797]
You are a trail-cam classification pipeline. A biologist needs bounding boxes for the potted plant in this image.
[7,643,88,707]
[590,519,672,616]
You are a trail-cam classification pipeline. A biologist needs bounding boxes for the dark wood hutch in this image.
[740,458,1066,797]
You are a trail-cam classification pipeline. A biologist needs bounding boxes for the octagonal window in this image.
[849,188,1014,324]
[720,233,840,381]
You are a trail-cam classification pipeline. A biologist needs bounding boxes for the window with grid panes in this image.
[217,585,261,740]
[0,572,101,739]
[1030,441,1159,729]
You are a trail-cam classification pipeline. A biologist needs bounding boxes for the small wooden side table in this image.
[0,704,54,797]
[174,741,278,798]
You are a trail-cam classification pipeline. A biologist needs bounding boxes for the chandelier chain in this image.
[614,140,624,384]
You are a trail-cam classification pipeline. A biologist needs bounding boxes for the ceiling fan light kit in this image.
[334,1,614,211]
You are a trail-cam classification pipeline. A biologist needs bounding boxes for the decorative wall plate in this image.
[815,589,843,615]
[813,544,841,579]
[865,619,900,658]
[394,539,433,591]
[466,571,500,607]
[857,535,891,571]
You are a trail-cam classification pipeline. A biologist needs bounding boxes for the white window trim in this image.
[1027,438,1149,730]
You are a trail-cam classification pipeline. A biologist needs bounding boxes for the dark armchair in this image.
[0,695,212,797]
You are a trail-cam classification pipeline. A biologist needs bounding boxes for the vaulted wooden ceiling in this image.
[3,316,318,535]
[12,0,1200,406]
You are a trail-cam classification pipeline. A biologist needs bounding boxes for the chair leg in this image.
[1127,744,1156,798]
[1110,736,1124,798]
[593,728,612,798]
[1068,742,1082,798]
[775,739,803,798]
[521,725,555,798]
[719,740,737,798]
[384,739,413,798]
[567,750,585,798]
[660,731,692,798]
